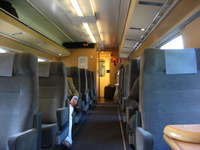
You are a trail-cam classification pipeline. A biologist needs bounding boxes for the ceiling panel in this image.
[2,0,178,58]
[126,29,144,40]
[129,0,167,28]
[123,40,137,48]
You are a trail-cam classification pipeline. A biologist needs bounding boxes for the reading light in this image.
[70,0,84,17]
[83,23,96,43]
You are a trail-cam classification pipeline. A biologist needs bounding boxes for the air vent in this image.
[126,39,140,41]
[138,1,164,7]
[130,27,145,31]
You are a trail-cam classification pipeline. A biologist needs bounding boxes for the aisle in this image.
[71,102,131,150]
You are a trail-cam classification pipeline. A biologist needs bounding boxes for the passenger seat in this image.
[135,48,200,150]
[0,53,40,150]
[38,62,69,148]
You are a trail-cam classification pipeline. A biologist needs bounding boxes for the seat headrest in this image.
[142,48,198,74]
[130,58,140,71]
[66,67,71,77]
[38,62,50,77]
[165,48,197,74]
[0,53,15,77]
[39,62,66,77]
[71,67,79,77]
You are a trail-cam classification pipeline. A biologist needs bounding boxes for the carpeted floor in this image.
[71,102,132,150]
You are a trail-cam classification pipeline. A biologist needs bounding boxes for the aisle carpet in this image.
[71,103,130,150]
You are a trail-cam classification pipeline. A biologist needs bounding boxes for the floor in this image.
[71,97,132,150]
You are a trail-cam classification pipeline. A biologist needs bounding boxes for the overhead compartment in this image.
[0,9,71,58]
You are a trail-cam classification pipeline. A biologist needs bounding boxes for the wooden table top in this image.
[163,124,200,143]
[163,135,200,150]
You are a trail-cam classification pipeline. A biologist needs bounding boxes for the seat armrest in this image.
[135,110,142,127]
[122,97,127,112]
[33,113,42,150]
[65,98,70,107]
[126,106,135,122]
[136,127,154,150]
[8,129,37,150]
[56,107,69,130]
[82,93,89,103]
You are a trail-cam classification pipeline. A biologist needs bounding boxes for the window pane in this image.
[38,58,46,62]
[0,48,7,53]
[161,35,183,49]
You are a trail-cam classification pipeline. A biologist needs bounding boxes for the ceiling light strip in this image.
[70,0,84,17]
[83,23,96,43]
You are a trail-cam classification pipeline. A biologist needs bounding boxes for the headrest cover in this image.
[165,48,197,74]
[0,53,15,77]
[38,62,50,77]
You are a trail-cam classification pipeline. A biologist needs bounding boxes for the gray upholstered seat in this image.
[126,58,140,118]
[125,58,140,146]
[118,66,124,106]
[38,62,69,148]
[121,64,130,120]
[79,68,90,111]
[66,67,82,123]
[91,71,97,102]
[129,58,140,93]
[136,48,200,150]
[87,70,94,105]
[0,53,40,150]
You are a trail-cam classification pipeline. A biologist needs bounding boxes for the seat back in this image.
[38,62,68,147]
[80,68,88,94]
[79,68,90,111]
[87,70,94,103]
[70,67,81,93]
[91,71,96,97]
[139,48,200,149]
[124,64,130,96]
[39,62,67,124]
[118,66,124,105]
[0,53,38,150]
[129,58,140,93]
[118,66,124,93]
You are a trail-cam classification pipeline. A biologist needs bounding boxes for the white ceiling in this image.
[1,0,178,58]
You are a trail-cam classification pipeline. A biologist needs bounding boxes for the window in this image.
[0,48,7,53]
[161,35,183,49]
[38,58,46,62]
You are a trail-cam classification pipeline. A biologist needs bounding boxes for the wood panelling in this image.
[181,17,200,48]
[60,47,97,72]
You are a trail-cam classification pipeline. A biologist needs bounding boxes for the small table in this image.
[163,124,200,150]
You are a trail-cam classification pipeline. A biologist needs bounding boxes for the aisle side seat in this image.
[87,70,94,105]
[0,53,40,150]
[135,48,200,150]
[79,68,90,111]
[66,67,82,124]
[38,62,69,148]
[121,64,130,122]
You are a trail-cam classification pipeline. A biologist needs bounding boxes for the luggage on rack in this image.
[0,0,18,18]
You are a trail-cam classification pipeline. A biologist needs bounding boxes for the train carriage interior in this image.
[0,0,200,150]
